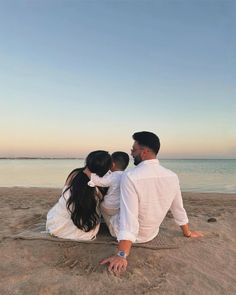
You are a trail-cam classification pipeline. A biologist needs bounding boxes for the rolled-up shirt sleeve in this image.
[117,173,139,242]
[170,181,189,226]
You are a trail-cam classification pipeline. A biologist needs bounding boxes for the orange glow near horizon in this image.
[1,135,235,158]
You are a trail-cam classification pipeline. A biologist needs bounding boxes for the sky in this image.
[0,0,235,159]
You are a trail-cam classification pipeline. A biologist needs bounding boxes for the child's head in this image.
[111,151,129,171]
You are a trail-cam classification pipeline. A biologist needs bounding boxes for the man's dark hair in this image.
[111,151,129,171]
[132,131,160,155]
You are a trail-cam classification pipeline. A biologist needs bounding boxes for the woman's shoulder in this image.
[65,169,82,185]
[58,186,71,202]
[62,185,70,194]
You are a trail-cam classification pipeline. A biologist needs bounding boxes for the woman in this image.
[46,150,112,240]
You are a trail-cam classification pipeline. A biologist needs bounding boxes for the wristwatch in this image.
[116,250,127,259]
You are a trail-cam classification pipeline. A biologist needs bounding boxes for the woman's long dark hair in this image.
[65,151,112,232]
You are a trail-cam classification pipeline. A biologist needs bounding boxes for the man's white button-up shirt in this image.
[116,159,189,243]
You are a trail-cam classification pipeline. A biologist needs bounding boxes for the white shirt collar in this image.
[138,159,159,166]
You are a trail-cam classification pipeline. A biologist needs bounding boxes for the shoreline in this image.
[1,186,236,195]
[0,187,235,294]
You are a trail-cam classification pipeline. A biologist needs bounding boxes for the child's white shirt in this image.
[88,170,123,210]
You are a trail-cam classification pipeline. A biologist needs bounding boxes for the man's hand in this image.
[181,224,203,238]
[189,231,204,238]
[100,255,128,275]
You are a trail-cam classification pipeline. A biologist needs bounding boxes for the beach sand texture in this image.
[0,188,236,295]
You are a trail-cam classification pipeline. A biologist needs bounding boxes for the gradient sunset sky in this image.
[0,1,235,158]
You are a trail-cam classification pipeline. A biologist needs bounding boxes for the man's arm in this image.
[100,173,139,274]
[170,179,203,238]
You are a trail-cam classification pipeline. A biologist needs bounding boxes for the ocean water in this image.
[0,159,235,193]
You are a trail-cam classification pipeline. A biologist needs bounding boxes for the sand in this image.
[0,187,236,295]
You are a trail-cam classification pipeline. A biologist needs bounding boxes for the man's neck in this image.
[111,167,122,172]
[142,155,156,161]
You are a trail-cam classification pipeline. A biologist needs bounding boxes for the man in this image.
[101,131,203,274]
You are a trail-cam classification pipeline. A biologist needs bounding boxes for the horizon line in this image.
[0,157,235,160]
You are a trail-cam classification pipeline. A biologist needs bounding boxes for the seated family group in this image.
[46,131,202,274]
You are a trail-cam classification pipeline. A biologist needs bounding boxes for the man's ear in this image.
[141,148,149,159]
[140,149,146,159]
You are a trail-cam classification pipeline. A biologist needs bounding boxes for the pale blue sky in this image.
[0,0,235,158]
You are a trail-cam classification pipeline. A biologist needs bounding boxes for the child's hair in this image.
[65,150,112,232]
[111,151,129,171]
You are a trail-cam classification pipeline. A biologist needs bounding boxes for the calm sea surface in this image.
[0,159,235,193]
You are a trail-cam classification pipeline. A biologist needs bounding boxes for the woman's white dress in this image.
[46,186,100,241]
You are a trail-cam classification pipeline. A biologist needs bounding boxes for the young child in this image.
[84,151,129,234]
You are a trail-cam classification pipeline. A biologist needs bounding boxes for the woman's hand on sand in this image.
[189,231,204,238]
[100,256,128,275]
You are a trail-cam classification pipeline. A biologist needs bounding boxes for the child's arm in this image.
[90,172,113,187]
[83,167,112,187]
